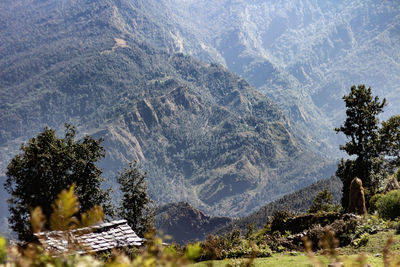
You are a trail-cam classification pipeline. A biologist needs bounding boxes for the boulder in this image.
[348,177,367,215]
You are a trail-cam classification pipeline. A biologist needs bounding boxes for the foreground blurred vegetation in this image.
[0,185,201,266]
[1,184,400,266]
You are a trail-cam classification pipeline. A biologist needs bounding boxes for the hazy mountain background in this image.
[153,0,400,148]
[216,175,342,234]
[1,0,399,238]
[0,0,332,227]
[155,202,233,245]
[155,176,342,244]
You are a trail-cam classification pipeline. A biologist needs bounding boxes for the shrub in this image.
[394,221,400,234]
[376,190,400,220]
[199,235,224,260]
[353,215,386,236]
[272,212,342,235]
[0,237,6,264]
[327,216,359,246]
[369,193,384,213]
[224,240,271,259]
[308,190,342,214]
[256,244,272,257]
[269,210,296,233]
[351,233,369,248]
[306,224,325,250]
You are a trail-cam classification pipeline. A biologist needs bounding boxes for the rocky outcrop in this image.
[384,177,400,194]
[348,177,367,215]
[155,202,232,244]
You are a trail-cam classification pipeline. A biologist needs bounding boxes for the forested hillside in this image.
[0,0,335,230]
[154,176,342,243]
[217,176,342,233]
[155,202,232,244]
[149,0,400,151]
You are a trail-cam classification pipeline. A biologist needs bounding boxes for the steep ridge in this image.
[0,0,335,226]
[217,176,342,234]
[153,176,342,243]
[152,0,400,150]
[155,202,232,245]
[92,59,336,216]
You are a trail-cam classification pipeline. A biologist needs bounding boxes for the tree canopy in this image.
[308,189,340,214]
[4,124,112,241]
[335,85,400,210]
[117,162,154,236]
[335,85,386,160]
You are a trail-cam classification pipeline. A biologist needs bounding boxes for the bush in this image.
[308,190,342,214]
[351,233,369,248]
[376,190,400,220]
[394,221,400,234]
[199,228,273,261]
[369,193,384,213]
[306,224,325,250]
[224,240,271,259]
[0,237,6,264]
[269,210,296,233]
[200,235,224,260]
[325,216,359,246]
[271,212,342,235]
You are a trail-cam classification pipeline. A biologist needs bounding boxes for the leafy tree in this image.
[335,85,386,161]
[308,189,340,213]
[375,190,400,220]
[335,85,400,210]
[4,124,112,241]
[380,115,400,167]
[117,161,154,236]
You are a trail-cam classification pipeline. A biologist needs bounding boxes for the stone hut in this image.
[34,219,143,255]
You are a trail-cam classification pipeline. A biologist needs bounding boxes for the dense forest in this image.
[0,0,336,222]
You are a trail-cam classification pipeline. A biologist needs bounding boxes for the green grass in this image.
[192,230,400,267]
[192,254,389,267]
[339,229,400,255]
[192,254,319,267]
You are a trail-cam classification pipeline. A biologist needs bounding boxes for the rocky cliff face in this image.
[0,0,334,222]
[155,202,233,244]
[154,0,400,151]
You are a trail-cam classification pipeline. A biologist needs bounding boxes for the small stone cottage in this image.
[34,219,143,254]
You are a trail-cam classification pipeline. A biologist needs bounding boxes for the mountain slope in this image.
[0,0,335,220]
[153,176,342,243]
[217,176,342,234]
[155,202,232,244]
[150,0,400,150]
[91,57,336,216]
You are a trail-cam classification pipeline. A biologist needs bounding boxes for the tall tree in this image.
[380,115,400,167]
[308,189,340,214]
[117,162,154,236]
[335,85,400,210]
[335,85,386,209]
[335,85,386,160]
[4,124,112,241]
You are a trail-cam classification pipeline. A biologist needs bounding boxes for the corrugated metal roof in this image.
[34,219,143,254]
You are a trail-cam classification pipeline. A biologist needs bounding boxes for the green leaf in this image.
[50,184,79,231]
[0,236,6,263]
[30,206,46,233]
